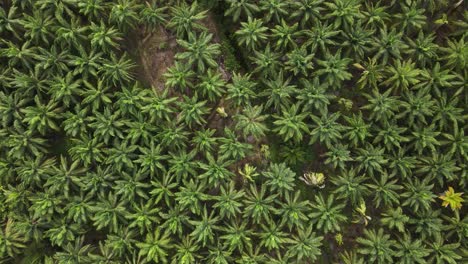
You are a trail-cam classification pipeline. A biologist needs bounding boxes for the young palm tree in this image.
[235,17,269,51]
[426,234,462,264]
[362,89,401,123]
[142,88,177,123]
[263,163,296,197]
[91,192,127,233]
[172,236,200,264]
[89,107,128,144]
[324,0,363,29]
[250,44,281,77]
[258,220,287,252]
[380,207,409,233]
[174,179,206,215]
[234,104,268,141]
[176,31,221,73]
[291,0,324,27]
[77,0,108,20]
[372,27,408,64]
[81,79,113,111]
[323,143,352,171]
[140,2,167,31]
[21,10,55,44]
[68,135,105,166]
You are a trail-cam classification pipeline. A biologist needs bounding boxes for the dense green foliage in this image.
[0,0,467,263]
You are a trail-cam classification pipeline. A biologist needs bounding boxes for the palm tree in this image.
[100,53,135,85]
[261,70,297,109]
[366,172,402,208]
[260,0,288,22]
[296,77,334,115]
[163,61,195,92]
[383,59,422,93]
[158,122,189,151]
[0,5,22,39]
[226,73,257,107]
[273,104,309,143]
[213,182,245,219]
[21,10,55,44]
[127,201,160,235]
[0,219,27,258]
[324,0,363,30]
[277,192,310,231]
[341,22,373,60]
[373,122,409,151]
[426,234,462,264]
[394,3,427,32]
[362,1,389,30]
[168,1,207,38]
[356,228,396,263]
[323,143,352,171]
[355,57,384,89]
[106,140,139,171]
[417,153,459,187]
[188,206,220,247]
[172,236,200,264]
[263,163,296,197]
[140,2,167,31]
[372,27,408,64]
[89,107,128,144]
[78,0,107,20]
[176,31,221,73]
[175,179,206,215]
[234,104,268,141]
[6,121,49,159]
[219,128,252,161]
[401,177,436,213]
[89,21,122,52]
[48,72,82,107]
[286,225,323,262]
[177,95,209,128]
[68,134,105,166]
[258,221,288,256]
[53,236,93,264]
[0,40,37,70]
[21,95,62,135]
[331,169,369,206]
[109,0,140,31]
[136,142,167,175]
[243,184,278,224]
[220,219,252,254]
[291,0,324,26]
[310,111,345,148]
[224,0,260,22]
[150,173,177,207]
[440,37,466,70]
[355,143,387,177]
[406,32,438,67]
[91,192,127,233]
[250,44,281,77]
[142,88,177,123]
[191,128,218,157]
[69,46,102,79]
[197,69,226,102]
[168,150,198,181]
[55,17,88,49]
[136,228,172,264]
[303,21,340,53]
[271,19,301,51]
[198,154,234,188]
[309,194,347,233]
[81,79,113,111]
[362,89,401,123]
[380,207,409,233]
[285,47,314,76]
[315,50,353,88]
[235,17,269,51]
[0,91,30,128]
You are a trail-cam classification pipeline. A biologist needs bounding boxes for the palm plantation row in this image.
[0,0,467,263]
